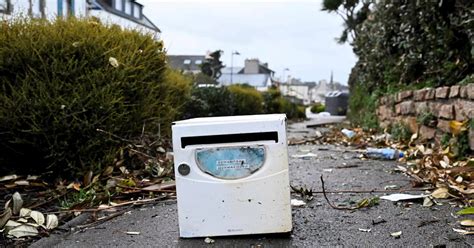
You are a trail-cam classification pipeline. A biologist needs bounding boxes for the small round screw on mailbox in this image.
[178,163,191,176]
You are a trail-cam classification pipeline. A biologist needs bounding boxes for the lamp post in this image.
[282,68,290,83]
[230,50,240,84]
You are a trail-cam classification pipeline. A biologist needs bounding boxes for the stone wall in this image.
[376,83,474,150]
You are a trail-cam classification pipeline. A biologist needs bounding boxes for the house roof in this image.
[218,74,272,88]
[92,0,160,32]
[221,67,244,74]
[167,55,205,72]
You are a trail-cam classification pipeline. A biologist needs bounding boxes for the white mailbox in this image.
[172,114,292,238]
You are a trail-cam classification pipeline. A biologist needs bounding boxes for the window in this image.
[133,3,140,19]
[29,0,46,18]
[125,0,132,15]
[183,59,191,65]
[195,60,202,65]
[115,0,123,11]
[0,0,11,14]
[58,0,74,17]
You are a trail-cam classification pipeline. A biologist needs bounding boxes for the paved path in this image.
[33,119,473,247]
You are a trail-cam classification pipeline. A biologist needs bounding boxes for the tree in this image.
[322,0,373,44]
[201,50,224,80]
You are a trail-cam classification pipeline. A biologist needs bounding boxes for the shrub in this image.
[347,84,379,129]
[310,103,325,113]
[182,86,235,118]
[390,123,412,142]
[0,18,188,177]
[228,84,263,115]
[262,87,306,119]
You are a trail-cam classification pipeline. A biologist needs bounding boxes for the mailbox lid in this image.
[173,114,286,127]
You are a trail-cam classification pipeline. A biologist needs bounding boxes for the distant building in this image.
[279,78,316,105]
[0,0,160,36]
[167,55,205,74]
[218,58,275,91]
[279,78,349,105]
[310,79,349,103]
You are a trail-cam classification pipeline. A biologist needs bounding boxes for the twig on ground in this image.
[96,128,134,144]
[310,188,433,194]
[44,196,170,214]
[320,175,358,210]
[75,209,129,230]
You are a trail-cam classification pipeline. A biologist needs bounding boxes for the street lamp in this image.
[282,68,290,83]
[230,50,240,84]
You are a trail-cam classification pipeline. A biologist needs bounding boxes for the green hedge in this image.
[0,18,189,177]
[183,85,306,119]
[310,103,325,113]
[228,84,263,115]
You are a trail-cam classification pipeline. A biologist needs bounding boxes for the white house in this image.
[0,0,160,36]
[219,58,274,92]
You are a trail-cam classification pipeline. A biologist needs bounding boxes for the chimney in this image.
[244,59,260,74]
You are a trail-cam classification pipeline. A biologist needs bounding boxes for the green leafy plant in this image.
[417,112,437,127]
[310,103,325,113]
[0,18,189,178]
[390,123,412,142]
[228,84,264,115]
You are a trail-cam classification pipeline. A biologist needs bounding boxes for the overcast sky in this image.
[139,1,357,84]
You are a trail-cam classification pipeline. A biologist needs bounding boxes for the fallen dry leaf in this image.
[431,187,449,199]
[460,219,474,227]
[0,208,12,229]
[29,211,45,225]
[0,175,18,182]
[19,208,31,218]
[7,224,39,238]
[12,192,23,215]
[453,228,474,235]
[45,214,58,230]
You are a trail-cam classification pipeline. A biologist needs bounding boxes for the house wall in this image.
[279,84,311,105]
[377,83,474,151]
[89,9,157,36]
[1,0,87,19]
[1,1,158,36]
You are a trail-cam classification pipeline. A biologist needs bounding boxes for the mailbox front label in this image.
[195,146,265,179]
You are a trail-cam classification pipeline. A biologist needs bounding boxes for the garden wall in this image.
[376,84,474,151]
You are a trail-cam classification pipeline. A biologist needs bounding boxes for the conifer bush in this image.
[0,18,188,177]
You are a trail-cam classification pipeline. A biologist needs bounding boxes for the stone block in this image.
[415,102,429,115]
[403,117,418,134]
[425,88,435,100]
[438,104,454,119]
[437,119,451,133]
[414,89,427,101]
[379,96,386,105]
[449,85,460,98]
[419,125,436,140]
[454,99,474,121]
[429,102,441,117]
[414,88,435,101]
[435,87,450,99]
[378,105,393,121]
[459,84,473,99]
[399,101,415,115]
[400,90,413,100]
[466,84,474,100]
